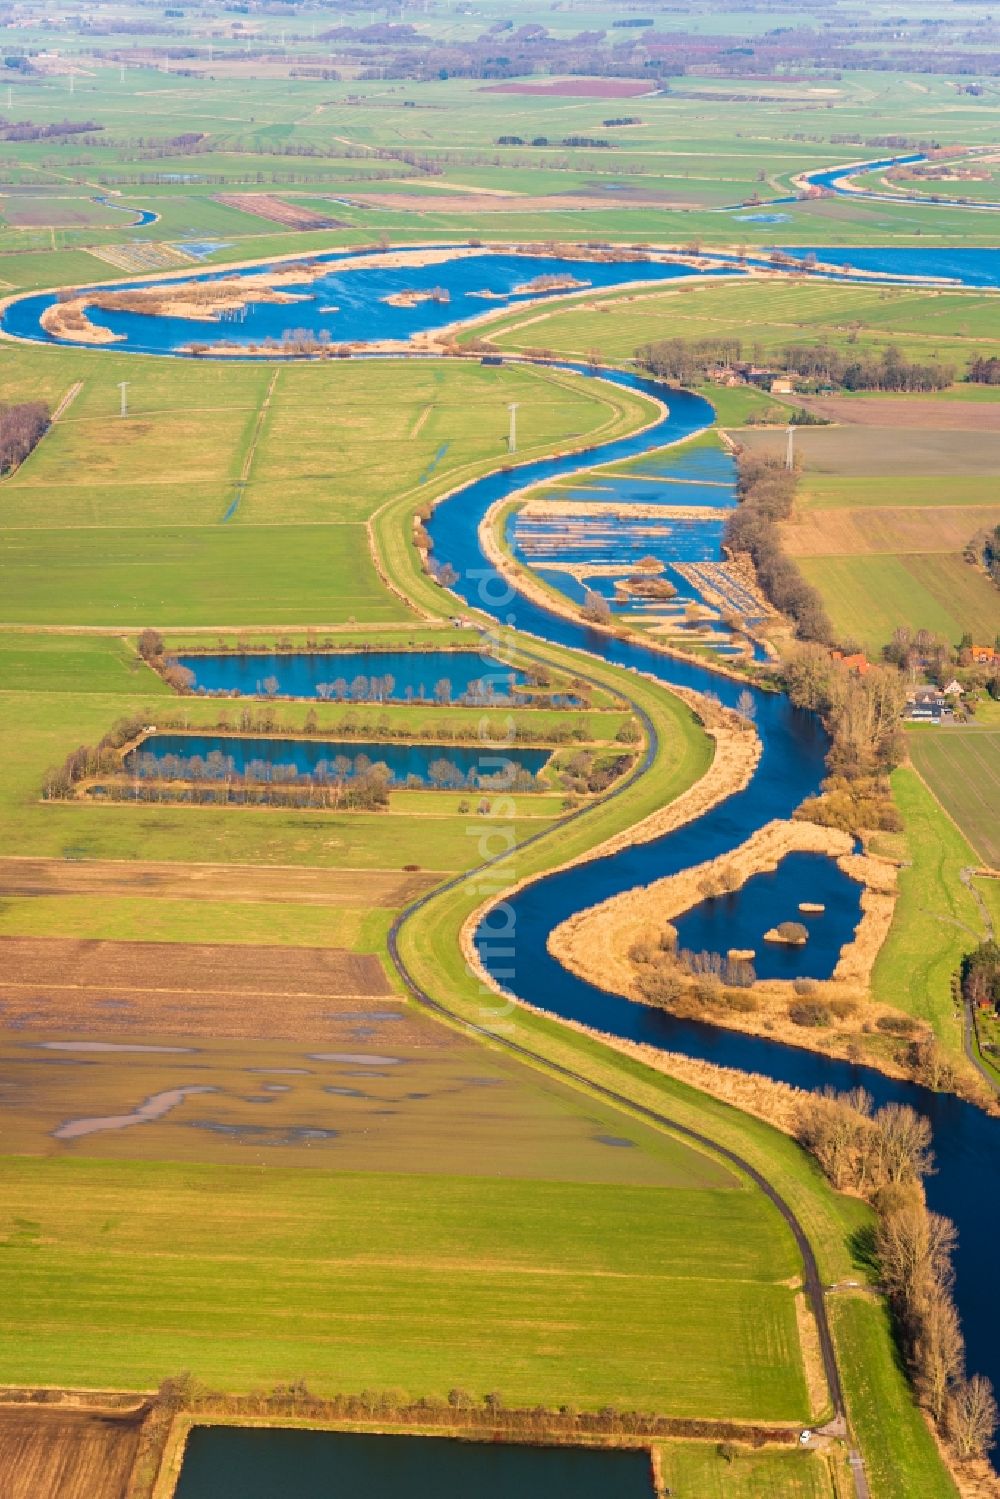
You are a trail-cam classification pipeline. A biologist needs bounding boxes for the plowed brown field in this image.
[0,1406,143,1499]
[782,504,1000,556]
[0,857,438,907]
[0,936,401,1041]
[796,396,1000,430]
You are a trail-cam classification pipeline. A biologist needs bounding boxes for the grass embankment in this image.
[831,1297,960,1499]
[871,767,987,1066]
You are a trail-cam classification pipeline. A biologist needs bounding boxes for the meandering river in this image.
[4,243,999,354]
[424,363,1000,1416]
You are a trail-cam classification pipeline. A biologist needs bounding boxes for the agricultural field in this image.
[733,420,1000,653]
[871,768,988,1060]
[0,1158,811,1420]
[0,347,638,626]
[907,728,1000,868]
[0,1406,145,1499]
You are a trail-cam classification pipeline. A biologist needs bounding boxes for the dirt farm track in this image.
[0,857,438,908]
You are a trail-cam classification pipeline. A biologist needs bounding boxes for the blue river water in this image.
[125,732,550,789]
[4,244,1000,356]
[177,649,530,704]
[3,251,735,355]
[800,151,1000,214]
[173,1426,655,1499]
[421,361,1000,1413]
[92,193,159,228]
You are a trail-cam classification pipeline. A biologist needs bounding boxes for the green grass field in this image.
[0,1159,809,1420]
[797,554,1000,655]
[831,1297,959,1499]
[464,278,1000,376]
[907,729,1000,869]
[871,767,988,1064]
[656,1440,844,1497]
[0,352,632,626]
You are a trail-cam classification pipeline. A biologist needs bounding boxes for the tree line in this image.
[637,337,955,393]
[724,452,833,645]
[799,1087,997,1465]
[783,641,906,835]
[0,400,49,475]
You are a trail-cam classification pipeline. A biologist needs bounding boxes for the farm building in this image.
[905,686,951,721]
[831,650,871,677]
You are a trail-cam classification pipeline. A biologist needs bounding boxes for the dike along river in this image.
[423,359,1000,1415]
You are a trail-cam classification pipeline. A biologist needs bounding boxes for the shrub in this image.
[775,921,809,944]
[793,977,817,997]
[636,967,683,1006]
[828,997,858,1020]
[789,999,833,1028]
[137,628,165,661]
[876,1013,917,1036]
[723,989,759,1014]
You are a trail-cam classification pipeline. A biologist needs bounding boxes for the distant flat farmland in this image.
[741,414,1000,651]
[908,728,1000,868]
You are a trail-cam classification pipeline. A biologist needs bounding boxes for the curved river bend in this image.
[424,365,1000,1409]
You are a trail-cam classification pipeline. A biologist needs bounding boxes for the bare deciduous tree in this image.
[948,1375,998,1461]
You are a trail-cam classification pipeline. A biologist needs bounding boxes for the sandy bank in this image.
[521,498,720,521]
[40,301,123,344]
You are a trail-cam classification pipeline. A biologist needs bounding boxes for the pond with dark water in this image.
[125,733,550,788]
[173,1426,655,1499]
[124,731,551,791]
[176,650,531,704]
[420,357,1000,1427]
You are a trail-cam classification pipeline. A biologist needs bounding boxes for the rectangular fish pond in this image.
[174,650,535,704]
[124,733,551,789]
[173,1427,656,1499]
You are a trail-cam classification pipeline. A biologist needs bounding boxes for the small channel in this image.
[124,733,550,789]
[176,649,532,704]
[173,1426,655,1499]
